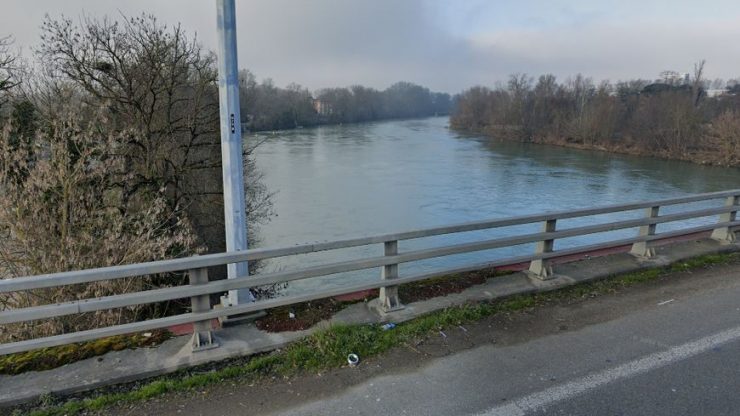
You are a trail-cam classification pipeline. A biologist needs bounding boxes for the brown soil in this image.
[254,298,347,332]
[256,268,505,333]
[398,269,496,303]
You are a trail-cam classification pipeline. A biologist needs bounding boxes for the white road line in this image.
[474,325,740,416]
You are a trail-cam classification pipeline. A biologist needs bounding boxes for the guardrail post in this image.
[630,205,660,258]
[711,196,739,243]
[379,240,404,312]
[189,268,218,352]
[529,219,556,280]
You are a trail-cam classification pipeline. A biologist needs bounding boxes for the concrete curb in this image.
[1,238,738,408]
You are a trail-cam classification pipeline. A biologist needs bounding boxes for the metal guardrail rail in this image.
[0,190,738,355]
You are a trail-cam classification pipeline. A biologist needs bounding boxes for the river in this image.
[251,116,739,293]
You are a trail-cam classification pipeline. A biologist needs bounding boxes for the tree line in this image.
[451,63,740,166]
[239,72,453,132]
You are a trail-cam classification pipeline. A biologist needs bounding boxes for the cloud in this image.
[232,0,476,91]
[469,18,740,84]
[1,0,740,92]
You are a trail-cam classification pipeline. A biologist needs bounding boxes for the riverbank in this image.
[246,113,449,135]
[456,125,740,168]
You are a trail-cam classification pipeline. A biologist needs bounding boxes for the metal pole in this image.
[216,0,252,305]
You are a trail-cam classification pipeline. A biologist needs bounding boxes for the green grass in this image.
[20,251,740,416]
[0,331,172,376]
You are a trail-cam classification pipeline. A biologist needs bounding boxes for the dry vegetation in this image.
[452,62,740,166]
[0,15,273,342]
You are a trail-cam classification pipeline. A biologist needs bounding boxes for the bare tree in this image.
[710,110,740,165]
[0,13,283,341]
[0,36,20,111]
[451,68,718,160]
[450,86,493,131]
[692,59,706,107]
[506,73,532,135]
[38,14,273,257]
[0,103,201,341]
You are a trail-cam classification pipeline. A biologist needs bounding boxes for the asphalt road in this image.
[112,261,740,416]
[273,266,740,416]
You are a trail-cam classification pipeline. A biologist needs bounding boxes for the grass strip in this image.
[20,251,740,416]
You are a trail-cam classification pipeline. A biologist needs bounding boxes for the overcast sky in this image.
[2,0,740,93]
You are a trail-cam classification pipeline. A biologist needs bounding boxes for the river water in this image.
[251,117,739,293]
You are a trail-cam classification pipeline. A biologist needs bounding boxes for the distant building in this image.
[705,89,729,98]
[659,70,690,85]
[313,99,333,116]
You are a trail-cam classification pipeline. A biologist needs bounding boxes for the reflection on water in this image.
[251,117,740,293]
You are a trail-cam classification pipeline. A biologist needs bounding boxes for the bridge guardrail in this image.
[0,189,738,355]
